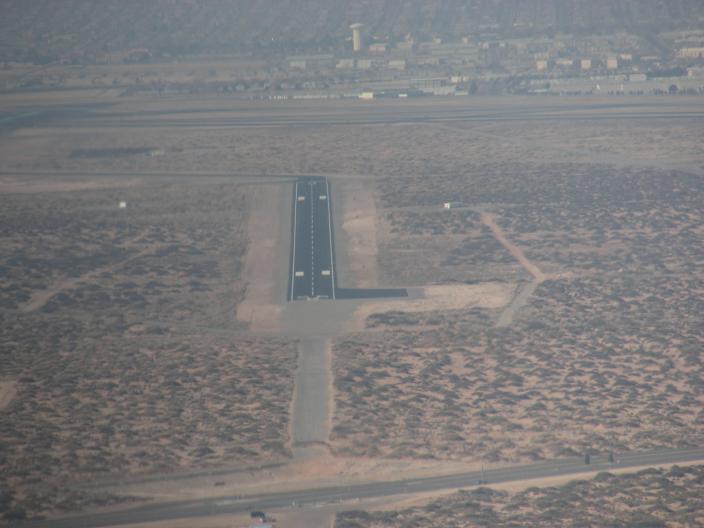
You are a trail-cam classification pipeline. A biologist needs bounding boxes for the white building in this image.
[677,47,704,59]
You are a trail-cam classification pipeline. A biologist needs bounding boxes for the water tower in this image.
[350,23,363,52]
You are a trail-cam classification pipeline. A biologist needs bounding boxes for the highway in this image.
[17,447,704,527]
[288,176,336,301]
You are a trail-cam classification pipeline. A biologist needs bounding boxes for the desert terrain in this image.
[0,90,702,526]
[331,151,704,463]
[0,168,299,517]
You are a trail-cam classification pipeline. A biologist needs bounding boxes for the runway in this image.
[287,176,407,302]
[288,176,336,301]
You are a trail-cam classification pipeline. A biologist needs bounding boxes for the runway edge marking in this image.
[289,181,298,302]
[326,177,336,300]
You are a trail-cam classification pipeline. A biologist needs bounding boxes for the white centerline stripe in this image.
[310,182,315,297]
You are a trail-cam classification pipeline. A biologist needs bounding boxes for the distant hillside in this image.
[1,0,703,62]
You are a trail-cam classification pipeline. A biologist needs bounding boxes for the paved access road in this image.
[288,176,336,301]
[17,447,704,527]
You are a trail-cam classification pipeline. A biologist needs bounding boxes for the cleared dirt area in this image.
[334,178,380,289]
[348,282,514,332]
[481,212,546,281]
[236,181,292,332]
[0,380,17,410]
[0,175,142,194]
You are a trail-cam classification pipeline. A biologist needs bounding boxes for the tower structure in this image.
[350,23,363,52]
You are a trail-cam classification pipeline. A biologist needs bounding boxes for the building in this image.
[350,23,363,52]
[536,59,548,71]
[607,57,618,70]
[287,54,334,71]
[580,58,592,70]
[368,43,387,54]
[677,47,704,59]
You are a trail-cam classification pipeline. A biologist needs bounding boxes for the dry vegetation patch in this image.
[1,329,297,517]
[0,178,249,325]
[333,158,704,464]
[0,176,298,519]
[377,208,526,286]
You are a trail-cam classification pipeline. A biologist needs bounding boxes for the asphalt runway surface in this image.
[17,447,704,527]
[287,176,407,302]
[290,336,331,454]
[288,177,336,301]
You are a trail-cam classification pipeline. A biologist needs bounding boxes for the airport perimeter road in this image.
[288,176,335,301]
[20,447,704,528]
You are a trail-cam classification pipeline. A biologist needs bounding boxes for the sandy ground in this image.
[100,452,484,504]
[347,282,515,331]
[236,182,292,331]
[104,506,336,528]
[334,178,379,289]
[0,175,142,194]
[105,513,253,528]
[481,211,551,327]
[481,212,546,282]
[0,381,17,410]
